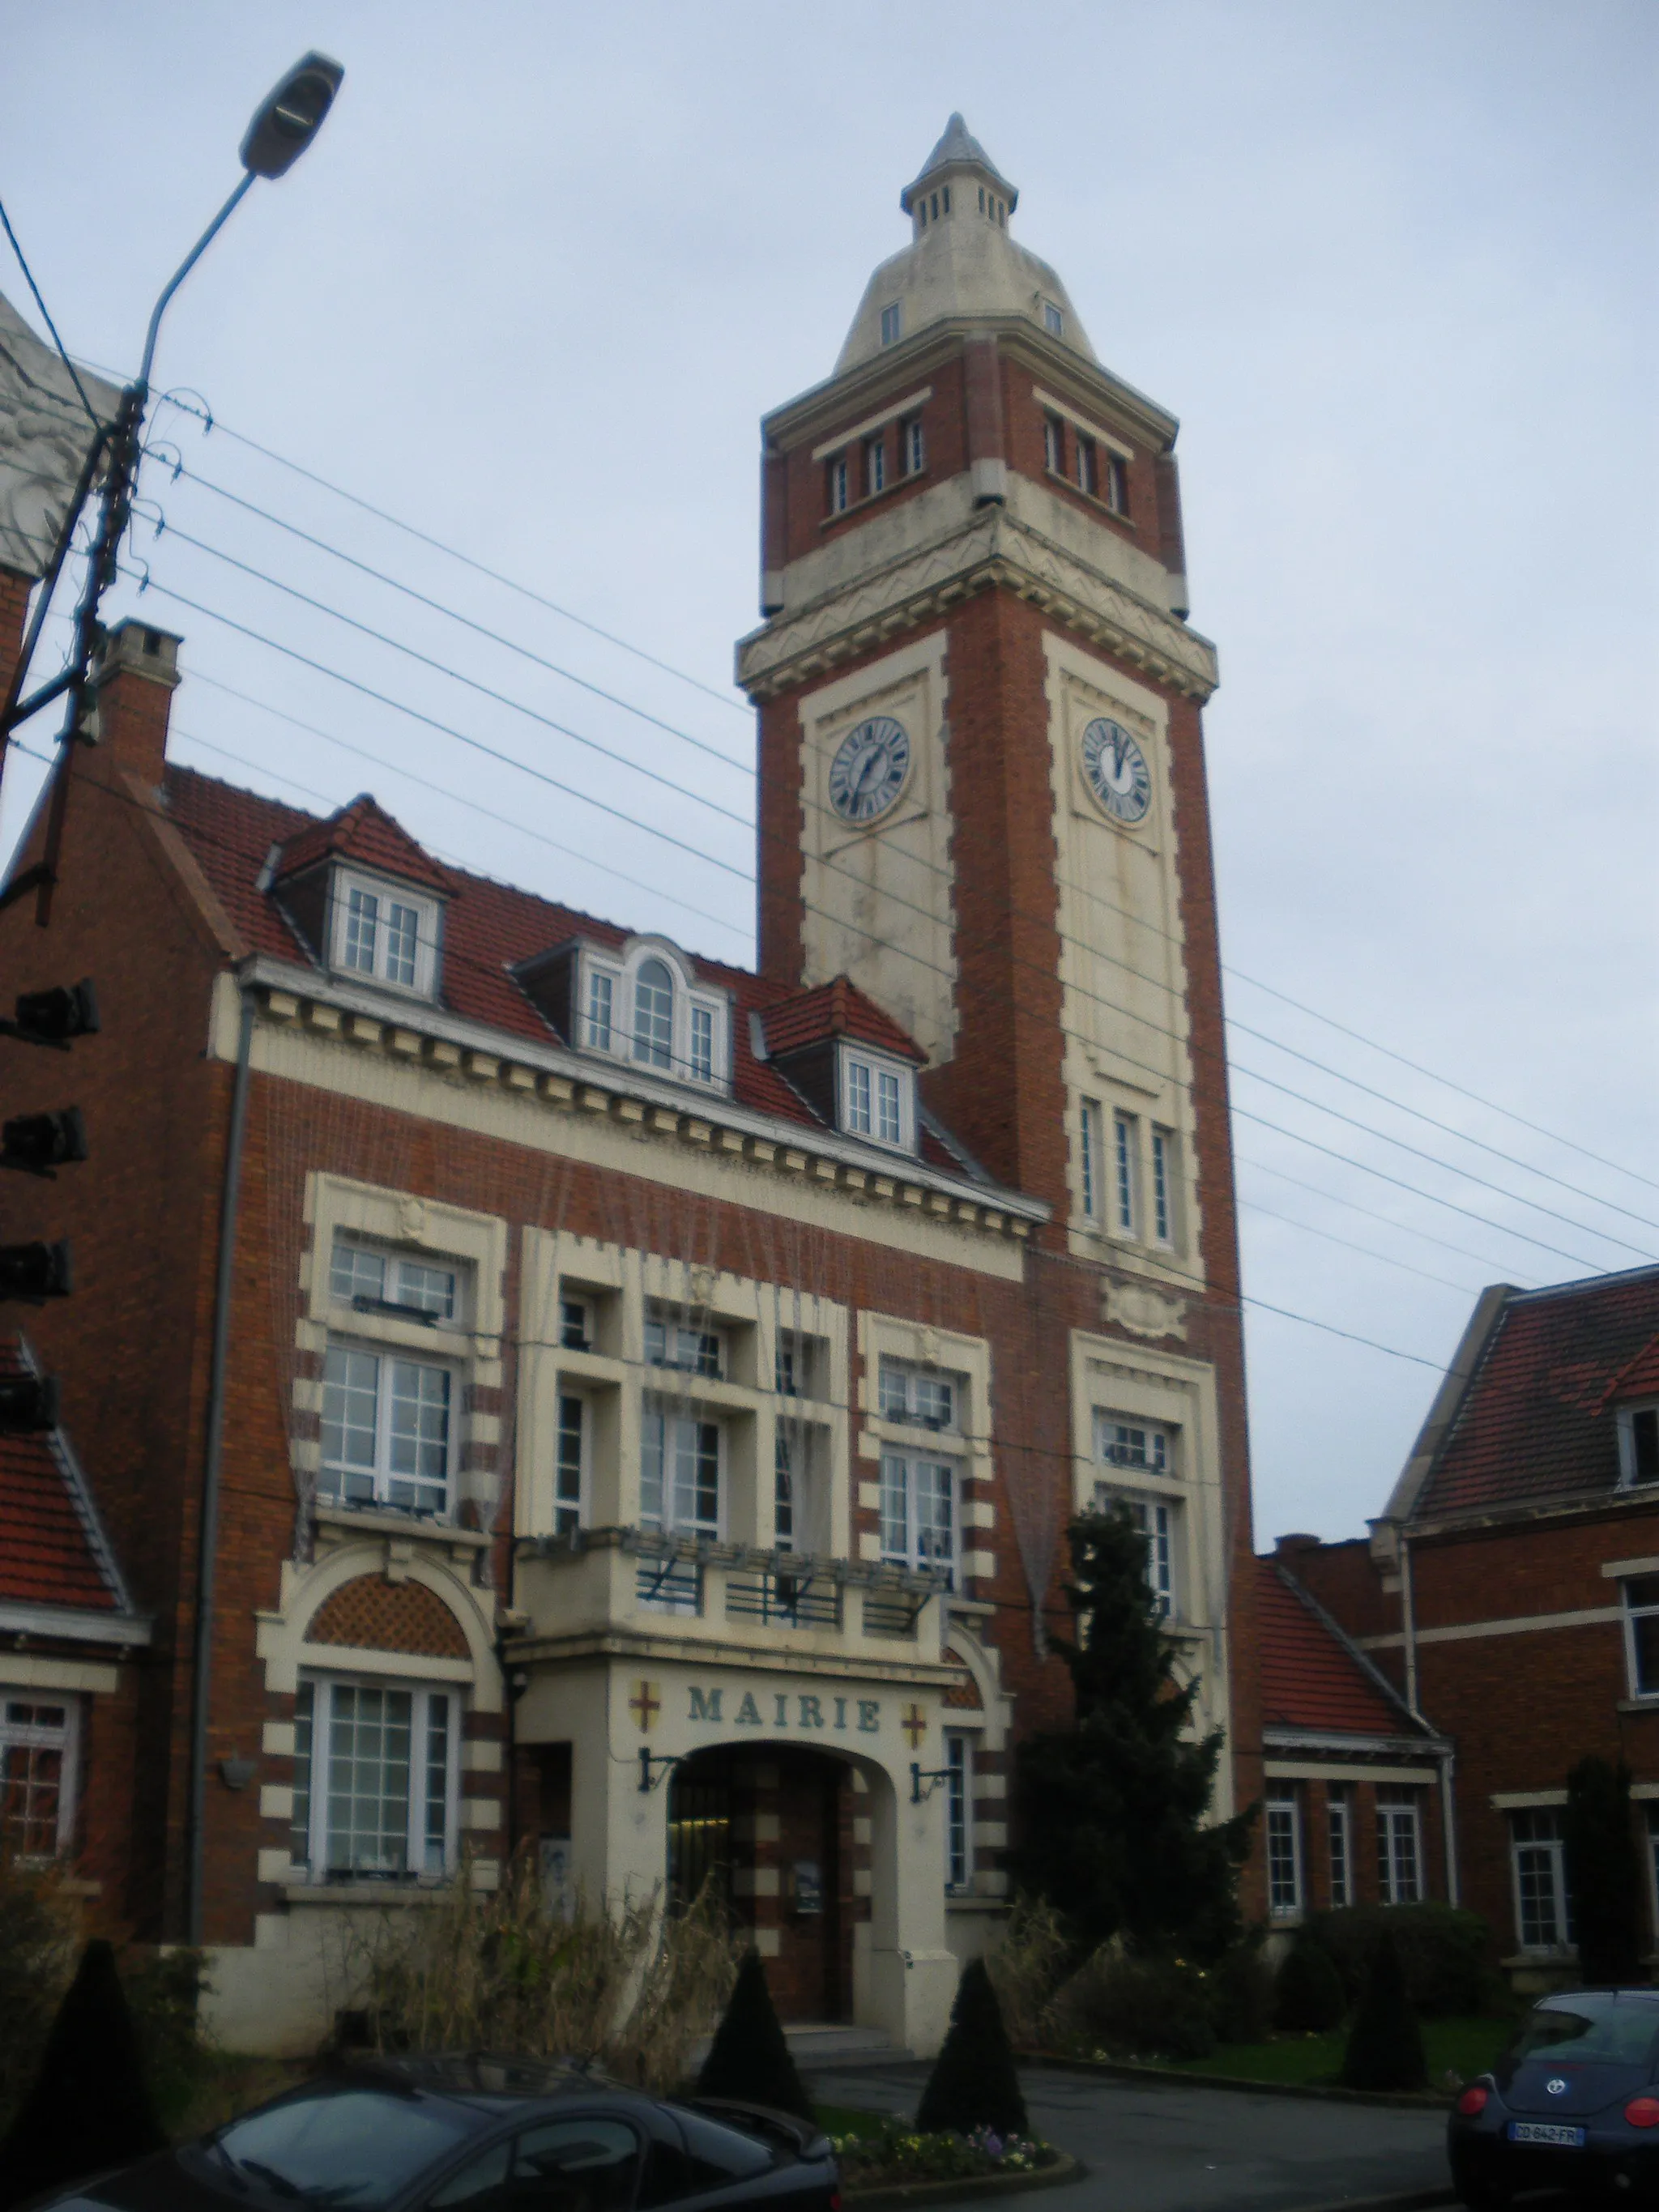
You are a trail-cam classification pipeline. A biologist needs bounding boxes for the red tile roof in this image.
[1418,1266,1659,1519]
[1256,1557,1416,1738]
[160,767,957,1151]
[273,793,458,895]
[0,1342,130,1619]
[762,978,928,1065]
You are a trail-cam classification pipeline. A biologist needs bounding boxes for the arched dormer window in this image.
[573,938,731,1093]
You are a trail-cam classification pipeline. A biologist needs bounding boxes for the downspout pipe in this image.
[186,984,256,1945]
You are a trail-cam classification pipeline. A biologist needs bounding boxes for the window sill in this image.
[1500,1950,1579,1970]
[313,1501,491,1549]
[283,1880,457,1907]
[1616,1699,1659,1715]
[821,468,929,531]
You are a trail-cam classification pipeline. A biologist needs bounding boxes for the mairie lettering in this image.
[684,1684,884,1733]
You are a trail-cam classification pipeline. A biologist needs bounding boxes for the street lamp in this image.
[0,52,344,880]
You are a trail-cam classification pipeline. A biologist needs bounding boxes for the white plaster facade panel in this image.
[1042,633,1205,1293]
[1068,1327,1233,1812]
[796,635,957,1066]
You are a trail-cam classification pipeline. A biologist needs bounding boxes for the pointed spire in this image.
[900,113,1017,215]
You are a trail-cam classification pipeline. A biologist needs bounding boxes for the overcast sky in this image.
[3,2,1655,1548]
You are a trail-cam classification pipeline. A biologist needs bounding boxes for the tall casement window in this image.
[585,968,613,1052]
[1094,1417,1177,1617]
[1080,1097,1103,1221]
[633,957,675,1070]
[0,1698,75,1857]
[1096,1493,1175,1617]
[1043,413,1065,475]
[578,945,727,1092]
[689,1004,715,1085]
[290,1676,458,1883]
[1510,1809,1574,1952]
[945,1733,973,1892]
[640,1405,721,1541]
[1114,1111,1138,1234]
[1327,1786,1353,1909]
[865,433,887,497]
[335,874,437,995]
[880,1451,957,1584]
[1104,453,1130,515]
[774,1428,797,1552]
[322,1238,459,1516]
[1625,1577,1659,1697]
[1075,434,1097,497]
[554,1394,584,1536]
[1376,1791,1422,1904]
[841,1051,910,1149]
[827,453,850,515]
[1266,1795,1303,1917]
[902,416,925,475]
[1150,1127,1175,1245]
[645,1311,723,1379]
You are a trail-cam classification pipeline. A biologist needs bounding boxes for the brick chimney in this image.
[92,619,181,791]
[1274,1532,1324,1559]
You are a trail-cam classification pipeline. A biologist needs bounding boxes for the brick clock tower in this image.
[738,117,1262,1836]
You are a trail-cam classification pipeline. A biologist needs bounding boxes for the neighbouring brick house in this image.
[0,117,1268,2053]
[1286,1264,1659,1986]
[1256,1549,1452,1930]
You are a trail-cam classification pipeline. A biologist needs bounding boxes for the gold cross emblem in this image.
[629,1680,661,1733]
[902,1702,928,1749]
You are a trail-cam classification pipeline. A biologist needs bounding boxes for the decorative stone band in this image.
[736,505,1219,704]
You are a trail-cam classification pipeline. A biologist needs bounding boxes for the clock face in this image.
[828,715,912,824]
[1081,717,1152,825]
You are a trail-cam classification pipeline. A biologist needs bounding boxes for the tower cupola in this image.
[836,114,1095,375]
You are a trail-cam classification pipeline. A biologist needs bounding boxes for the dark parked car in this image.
[1449,1988,1659,2207]
[25,2054,840,2212]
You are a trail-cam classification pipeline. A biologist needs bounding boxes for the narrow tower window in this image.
[1076,435,1097,497]
[1105,454,1130,515]
[880,302,902,347]
[903,416,925,475]
[865,433,887,497]
[827,454,850,515]
[1043,300,1064,338]
[1043,414,1065,476]
[1114,1112,1138,1234]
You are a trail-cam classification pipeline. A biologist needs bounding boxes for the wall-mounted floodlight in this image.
[240,52,345,180]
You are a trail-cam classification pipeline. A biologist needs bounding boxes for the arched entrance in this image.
[667,1743,855,2022]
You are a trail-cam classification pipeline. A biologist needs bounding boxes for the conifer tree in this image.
[696,1949,814,2122]
[1339,1930,1427,2091]
[917,1958,1029,2137]
[0,1937,167,2208]
[1013,1509,1255,1958]
[1563,1756,1644,1985]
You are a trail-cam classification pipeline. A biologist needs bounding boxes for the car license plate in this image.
[1508,2122,1586,2147]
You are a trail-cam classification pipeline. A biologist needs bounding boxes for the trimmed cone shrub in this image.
[1276,1931,1347,2034]
[1339,1931,1427,2092]
[0,1938,167,2209]
[917,1958,1029,2137]
[696,1949,813,2122]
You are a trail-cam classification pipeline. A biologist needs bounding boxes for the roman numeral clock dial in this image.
[1081,716,1152,825]
[828,715,911,824]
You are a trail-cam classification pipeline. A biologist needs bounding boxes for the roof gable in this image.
[0,1340,134,1620]
[272,793,457,897]
[1256,1558,1419,1740]
[762,978,926,1065]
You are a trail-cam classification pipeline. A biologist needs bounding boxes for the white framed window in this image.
[1377,1791,1422,1904]
[331,1236,458,1325]
[641,1405,721,1540]
[290,1675,458,1884]
[1623,1576,1659,1698]
[1113,1111,1138,1234]
[903,416,925,475]
[555,1394,585,1537]
[585,967,615,1052]
[1096,1416,1170,1474]
[1105,453,1130,515]
[645,1311,723,1379]
[333,872,438,997]
[1080,1097,1102,1221]
[1619,1405,1659,1489]
[559,1296,591,1352]
[1043,414,1064,475]
[881,1358,959,1433]
[828,454,850,514]
[1042,299,1064,338]
[775,1329,815,1399]
[320,1342,454,1515]
[880,302,902,347]
[0,1698,78,1859]
[880,1450,957,1584]
[866,433,887,497]
[689,1004,715,1085]
[945,1733,973,1892]
[1267,1795,1303,1916]
[1094,1485,1175,1617]
[1328,1787,1352,1909]
[1151,1127,1175,1245]
[839,1049,913,1151]
[774,1427,797,1552]
[1511,1809,1574,1952]
[1075,435,1096,497]
[633,957,674,1070]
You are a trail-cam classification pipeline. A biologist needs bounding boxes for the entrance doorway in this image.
[667,1745,853,2022]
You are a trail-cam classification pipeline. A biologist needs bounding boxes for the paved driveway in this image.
[806,2061,1454,2212]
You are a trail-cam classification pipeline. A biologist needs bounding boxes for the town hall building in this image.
[0,118,1265,2054]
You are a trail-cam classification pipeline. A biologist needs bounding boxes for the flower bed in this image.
[829,2117,1057,2190]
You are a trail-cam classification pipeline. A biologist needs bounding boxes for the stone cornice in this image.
[736,503,1218,704]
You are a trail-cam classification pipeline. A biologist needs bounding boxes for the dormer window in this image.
[331,871,439,997]
[838,1044,915,1152]
[574,940,729,1093]
[1042,299,1064,339]
[1619,1404,1659,1488]
[881,303,902,347]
